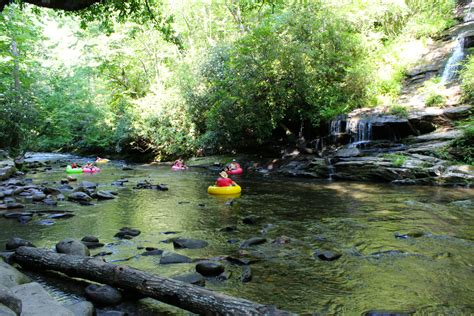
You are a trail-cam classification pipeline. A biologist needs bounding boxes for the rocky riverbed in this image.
[0,153,473,314]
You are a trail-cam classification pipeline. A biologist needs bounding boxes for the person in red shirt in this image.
[225,159,240,172]
[216,171,236,187]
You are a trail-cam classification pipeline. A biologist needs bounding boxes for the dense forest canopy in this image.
[0,0,471,160]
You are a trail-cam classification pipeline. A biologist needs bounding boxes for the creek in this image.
[1,153,473,314]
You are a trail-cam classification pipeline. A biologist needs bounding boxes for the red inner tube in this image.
[227,167,243,175]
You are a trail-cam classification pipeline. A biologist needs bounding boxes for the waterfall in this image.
[326,158,335,181]
[441,34,467,84]
[330,120,342,135]
[347,118,372,148]
[463,1,474,22]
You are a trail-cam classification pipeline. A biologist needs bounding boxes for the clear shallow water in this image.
[1,154,474,314]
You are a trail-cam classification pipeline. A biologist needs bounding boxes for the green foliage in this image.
[388,104,409,118]
[0,0,460,159]
[383,153,407,167]
[450,118,474,165]
[425,92,446,107]
[460,53,474,103]
[193,2,370,150]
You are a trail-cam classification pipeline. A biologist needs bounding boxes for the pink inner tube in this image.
[82,167,100,173]
[227,167,243,175]
[172,165,187,170]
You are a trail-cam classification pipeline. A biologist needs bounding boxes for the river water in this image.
[1,154,473,314]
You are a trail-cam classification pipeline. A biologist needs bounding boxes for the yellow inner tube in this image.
[96,159,110,164]
[208,184,241,195]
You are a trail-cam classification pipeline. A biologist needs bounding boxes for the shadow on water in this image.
[1,154,473,314]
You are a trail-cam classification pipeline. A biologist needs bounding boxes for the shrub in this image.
[389,104,409,118]
[383,153,407,167]
[460,54,474,103]
[425,92,446,107]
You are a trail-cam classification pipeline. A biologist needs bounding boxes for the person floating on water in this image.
[225,159,240,172]
[173,157,187,168]
[215,171,236,187]
[71,162,79,168]
[84,162,95,169]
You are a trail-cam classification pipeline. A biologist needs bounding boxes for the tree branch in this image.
[1,0,100,11]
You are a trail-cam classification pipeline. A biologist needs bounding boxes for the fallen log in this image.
[13,247,293,315]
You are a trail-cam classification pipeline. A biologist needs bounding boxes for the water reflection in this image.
[1,158,473,314]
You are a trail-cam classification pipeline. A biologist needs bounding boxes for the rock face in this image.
[11,282,75,316]
[0,153,16,181]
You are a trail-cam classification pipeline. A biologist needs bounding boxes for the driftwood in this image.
[13,247,294,315]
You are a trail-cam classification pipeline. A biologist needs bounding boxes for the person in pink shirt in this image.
[215,171,236,187]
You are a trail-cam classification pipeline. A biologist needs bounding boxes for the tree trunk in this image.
[13,247,294,316]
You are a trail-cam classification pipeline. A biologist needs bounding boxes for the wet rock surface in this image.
[195,261,225,276]
[56,239,90,256]
[240,237,267,248]
[172,273,205,286]
[114,227,141,239]
[172,238,208,249]
[313,250,342,261]
[12,282,75,316]
[159,252,192,264]
[85,285,122,306]
[5,237,35,251]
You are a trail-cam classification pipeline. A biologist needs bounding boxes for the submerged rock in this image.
[313,250,342,261]
[114,227,141,239]
[141,249,163,256]
[195,261,225,277]
[241,266,252,283]
[172,238,208,249]
[96,191,116,200]
[159,252,192,264]
[242,215,261,225]
[394,231,424,239]
[240,237,267,248]
[68,192,92,202]
[219,226,237,232]
[172,273,205,286]
[85,284,122,306]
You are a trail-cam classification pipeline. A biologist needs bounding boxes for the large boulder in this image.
[66,301,94,316]
[56,239,90,256]
[0,303,16,316]
[11,282,74,316]
[0,260,30,288]
[0,285,22,315]
[0,156,16,181]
